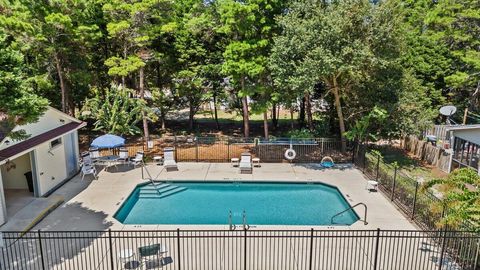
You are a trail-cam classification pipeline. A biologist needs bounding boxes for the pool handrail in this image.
[228,211,236,231]
[331,202,368,225]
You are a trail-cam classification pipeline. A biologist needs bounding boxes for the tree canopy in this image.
[0,0,478,141]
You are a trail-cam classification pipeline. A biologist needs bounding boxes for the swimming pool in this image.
[114,182,359,225]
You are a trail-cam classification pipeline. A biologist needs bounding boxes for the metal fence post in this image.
[438,229,448,270]
[37,230,46,270]
[375,154,380,180]
[227,138,230,161]
[108,229,115,270]
[309,228,314,270]
[196,137,199,162]
[177,228,181,270]
[391,166,397,201]
[244,229,247,270]
[174,136,178,161]
[412,181,419,219]
[373,228,381,270]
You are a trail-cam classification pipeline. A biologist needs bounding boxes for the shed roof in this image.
[0,121,86,163]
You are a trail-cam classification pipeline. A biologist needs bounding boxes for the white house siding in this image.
[0,173,5,225]
[0,108,75,151]
[0,153,31,190]
[35,137,68,197]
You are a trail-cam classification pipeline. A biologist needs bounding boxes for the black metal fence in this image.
[1,229,479,270]
[99,137,353,163]
[353,146,445,231]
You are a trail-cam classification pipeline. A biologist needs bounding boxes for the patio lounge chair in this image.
[138,243,168,268]
[81,152,93,166]
[130,151,144,168]
[239,152,252,174]
[116,148,129,166]
[163,147,178,171]
[81,164,97,180]
[321,156,335,168]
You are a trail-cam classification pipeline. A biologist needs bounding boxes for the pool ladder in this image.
[331,202,368,225]
[228,210,250,231]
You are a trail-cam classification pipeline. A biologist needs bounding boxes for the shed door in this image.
[0,173,6,225]
[64,133,78,177]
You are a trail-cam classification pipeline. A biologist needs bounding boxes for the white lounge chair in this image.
[81,152,93,166]
[130,151,144,168]
[81,164,97,180]
[163,147,178,171]
[116,148,130,167]
[239,152,252,174]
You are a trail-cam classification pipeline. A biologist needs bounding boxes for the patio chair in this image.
[130,151,144,168]
[239,152,252,174]
[81,152,93,166]
[116,148,130,166]
[81,164,97,180]
[138,243,168,268]
[89,148,100,162]
[320,156,335,168]
[163,147,178,171]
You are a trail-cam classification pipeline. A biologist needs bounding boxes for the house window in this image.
[50,138,62,149]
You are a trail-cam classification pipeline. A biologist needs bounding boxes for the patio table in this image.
[96,155,119,171]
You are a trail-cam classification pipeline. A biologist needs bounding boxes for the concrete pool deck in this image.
[1,162,418,231]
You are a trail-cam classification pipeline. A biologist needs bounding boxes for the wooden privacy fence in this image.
[423,125,454,141]
[401,136,451,172]
[95,137,353,163]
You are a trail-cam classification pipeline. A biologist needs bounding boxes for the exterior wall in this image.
[0,108,75,150]
[0,153,31,189]
[0,173,6,225]
[35,136,68,196]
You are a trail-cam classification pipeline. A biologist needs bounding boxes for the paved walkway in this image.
[16,162,419,231]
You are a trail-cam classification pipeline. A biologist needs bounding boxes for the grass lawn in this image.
[375,145,448,181]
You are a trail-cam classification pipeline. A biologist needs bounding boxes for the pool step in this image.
[139,185,178,195]
[138,186,188,199]
[141,183,171,191]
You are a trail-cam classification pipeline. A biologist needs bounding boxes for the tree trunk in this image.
[305,91,313,131]
[299,97,305,128]
[53,52,68,114]
[188,100,195,131]
[213,94,220,130]
[160,113,166,130]
[290,107,294,129]
[272,103,278,129]
[241,77,250,138]
[332,77,347,152]
[139,66,149,141]
[263,111,269,139]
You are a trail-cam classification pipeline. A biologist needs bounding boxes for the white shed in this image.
[0,107,85,225]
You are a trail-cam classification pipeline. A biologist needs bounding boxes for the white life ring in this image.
[284,149,296,160]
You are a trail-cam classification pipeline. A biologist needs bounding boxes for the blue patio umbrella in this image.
[90,134,125,149]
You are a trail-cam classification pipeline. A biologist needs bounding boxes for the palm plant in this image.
[80,83,155,136]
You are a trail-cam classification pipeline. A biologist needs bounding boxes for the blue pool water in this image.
[115,182,358,225]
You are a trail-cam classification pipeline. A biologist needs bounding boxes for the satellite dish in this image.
[439,105,457,117]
